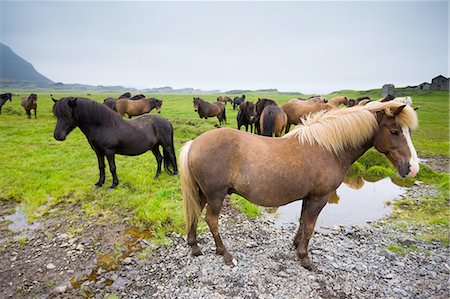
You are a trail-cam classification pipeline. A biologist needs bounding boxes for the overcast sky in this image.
[0,1,448,93]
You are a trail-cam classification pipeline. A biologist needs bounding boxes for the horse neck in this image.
[199,101,209,113]
[338,139,373,170]
[74,104,119,133]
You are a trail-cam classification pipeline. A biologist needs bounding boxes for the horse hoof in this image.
[93,184,102,189]
[223,252,237,267]
[301,257,315,271]
[191,248,203,257]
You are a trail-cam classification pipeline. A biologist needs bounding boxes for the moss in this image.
[366,166,395,177]
[386,244,417,255]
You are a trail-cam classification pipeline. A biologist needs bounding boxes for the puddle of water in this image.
[1,206,41,242]
[270,176,407,230]
[70,227,151,290]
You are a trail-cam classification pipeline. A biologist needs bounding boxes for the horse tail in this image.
[262,110,275,137]
[222,106,226,123]
[180,141,202,232]
[163,122,178,174]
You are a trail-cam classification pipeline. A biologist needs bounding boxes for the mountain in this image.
[0,42,53,83]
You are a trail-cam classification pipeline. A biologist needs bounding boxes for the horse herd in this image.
[0,92,38,118]
[3,91,419,270]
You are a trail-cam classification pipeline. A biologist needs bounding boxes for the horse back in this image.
[189,128,345,206]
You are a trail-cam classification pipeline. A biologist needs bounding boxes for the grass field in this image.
[0,89,448,241]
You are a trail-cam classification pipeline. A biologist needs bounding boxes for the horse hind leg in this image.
[205,197,236,266]
[151,146,163,178]
[188,192,207,256]
[163,145,178,175]
[293,194,329,270]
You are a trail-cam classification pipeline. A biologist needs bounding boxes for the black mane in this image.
[54,97,122,127]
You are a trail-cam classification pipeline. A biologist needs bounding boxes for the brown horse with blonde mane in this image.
[216,96,232,105]
[288,96,327,104]
[180,101,419,269]
[327,96,349,107]
[116,98,162,118]
[193,97,226,125]
[281,101,335,133]
[260,105,287,137]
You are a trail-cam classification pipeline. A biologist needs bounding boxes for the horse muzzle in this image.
[397,161,419,178]
[54,132,66,141]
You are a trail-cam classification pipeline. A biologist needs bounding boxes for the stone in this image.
[53,285,67,294]
[46,263,56,270]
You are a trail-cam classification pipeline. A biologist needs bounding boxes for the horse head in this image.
[244,101,256,122]
[155,99,163,113]
[193,97,202,112]
[29,94,38,105]
[52,97,78,141]
[372,104,419,177]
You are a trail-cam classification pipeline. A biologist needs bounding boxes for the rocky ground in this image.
[0,183,448,298]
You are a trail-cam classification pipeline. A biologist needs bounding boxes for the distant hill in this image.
[0,42,53,84]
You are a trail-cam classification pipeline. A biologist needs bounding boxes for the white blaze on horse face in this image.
[402,126,419,177]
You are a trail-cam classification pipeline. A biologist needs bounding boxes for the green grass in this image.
[0,89,448,243]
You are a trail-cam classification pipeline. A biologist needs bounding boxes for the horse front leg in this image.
[105,152,119,189]
[34,108,37,118]
[151,147,163,178]
[26,109,31,119]
[294,194,330,270]
[94,150,106,188]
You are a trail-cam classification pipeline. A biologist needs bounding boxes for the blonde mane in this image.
[283,101,418,154]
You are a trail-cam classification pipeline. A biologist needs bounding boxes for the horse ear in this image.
[68,98,78,107]
[392,104,406,116]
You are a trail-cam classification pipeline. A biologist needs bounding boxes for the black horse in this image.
[254,98,277,135]
[237,101,256,133]
[233,95,246,110]
[130,94,146,100]
[0,93,12,114]
[118,92,131,99]
[52,97,178,189]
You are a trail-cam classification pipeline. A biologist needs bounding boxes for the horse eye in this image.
[390,130,399,136]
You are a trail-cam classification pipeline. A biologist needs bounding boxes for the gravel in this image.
[1,184,448,298]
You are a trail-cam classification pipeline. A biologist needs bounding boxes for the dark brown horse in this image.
[281,101,335,133]
[237,101,256,133]
[232,95,246,110]
[254,98,277,134]
[130,94,146,100]
[260,105,287,137]
[21,94,37,119]
[52,97,177,189]
[118,92,131,99]
[193,97,226,125]
[180,102,419,269]
[0,93,12,114]
[116,98,162,118]
[216,96,232,105]
[103,97,117,111]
